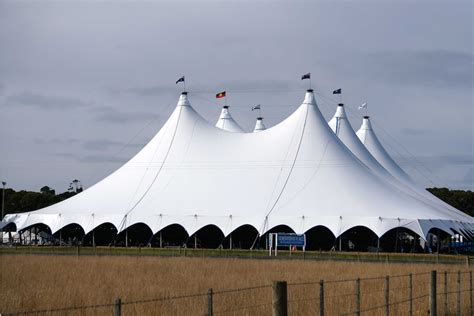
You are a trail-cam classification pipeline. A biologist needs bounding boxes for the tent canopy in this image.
[2,91,472,242]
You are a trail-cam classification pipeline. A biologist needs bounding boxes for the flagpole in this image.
[309,77,312,90]
[184,78,186,92]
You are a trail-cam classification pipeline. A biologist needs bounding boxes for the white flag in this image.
[358,102,367,110]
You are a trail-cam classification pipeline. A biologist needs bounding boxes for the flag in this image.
[251,104,261,111]
[216,91,226,99]
[301,73,311,80]
[175,76,185,84]
[358,102,367,110]
[333,88,342,94]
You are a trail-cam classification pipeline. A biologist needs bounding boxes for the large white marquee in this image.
[1,90,472,244]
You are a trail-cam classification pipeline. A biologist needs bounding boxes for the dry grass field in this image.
[0,254,472,315]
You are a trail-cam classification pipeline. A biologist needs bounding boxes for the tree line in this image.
[0,186,473,217]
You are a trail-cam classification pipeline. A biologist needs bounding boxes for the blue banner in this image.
[277,233,305,247]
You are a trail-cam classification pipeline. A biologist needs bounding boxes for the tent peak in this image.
[361,116,373,130]
[177,92,190,107]
[303,89,316,105]
[253,116,266,132]
[216,105,244,132]
[333,103,346,119]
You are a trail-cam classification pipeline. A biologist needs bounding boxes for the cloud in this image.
[93,106,159,123]
[462,168,474,186]
[3,91,91,109]
[35,137,81,145]
[79,155,127,164]
[110,85,176,97]
[397,154,474,168]
[55,152,77,159]
[83,139,142,151]
[366,50,473,89]
[401,128,433,136]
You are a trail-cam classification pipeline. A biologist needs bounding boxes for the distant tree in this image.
[427,187,474,217]
[40,186,55,195]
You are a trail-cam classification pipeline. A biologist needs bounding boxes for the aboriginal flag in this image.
[216,91,226,99]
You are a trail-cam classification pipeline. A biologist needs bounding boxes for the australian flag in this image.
[333,88,342,94]
[301,73,311,80]
[176,76,185,84]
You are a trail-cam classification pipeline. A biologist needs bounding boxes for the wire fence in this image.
[1,270,472,315]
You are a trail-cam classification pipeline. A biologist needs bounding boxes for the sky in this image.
[0,0,472,192]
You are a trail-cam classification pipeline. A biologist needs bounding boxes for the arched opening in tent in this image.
[337,226,378,252]
[187,225,224,249]
[53,224,85,246]
[222,225,259,249]
[1,222,16,232]
[151,224,188,248]
[20,223,53,245]
[379,227,421,253]
[304,226,336,251]
[426,227,452,254]
[83,223,117,247]
[1,222,17,244]
[116,223,153,247]
[258,225,295,249]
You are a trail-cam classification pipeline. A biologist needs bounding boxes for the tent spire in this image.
[215,105,244,133]
[253,117,266,132]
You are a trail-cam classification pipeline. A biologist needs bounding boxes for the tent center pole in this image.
[159,231,162,248]
[229,233,232,250]
[194,234,197,249]
[125,228,128,248]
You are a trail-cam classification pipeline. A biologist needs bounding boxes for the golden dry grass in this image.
[0,254,472,315]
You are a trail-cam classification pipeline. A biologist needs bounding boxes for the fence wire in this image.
[2,270,473,315]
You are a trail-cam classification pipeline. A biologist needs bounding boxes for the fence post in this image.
[444,271,448,316]
[385,276,389,316]
[272,281,287,316]
[113,298,121,316]
[408,273,412,316]
[319,280,324,316]
[430,270,437,316]
[470,271,473,316]
[355,278,360,316]
[207,288,213,316]
[456,271,460,316]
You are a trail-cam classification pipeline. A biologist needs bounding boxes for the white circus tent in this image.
[1,90,472,247]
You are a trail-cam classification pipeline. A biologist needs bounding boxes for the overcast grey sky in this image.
[0,0,472,192]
